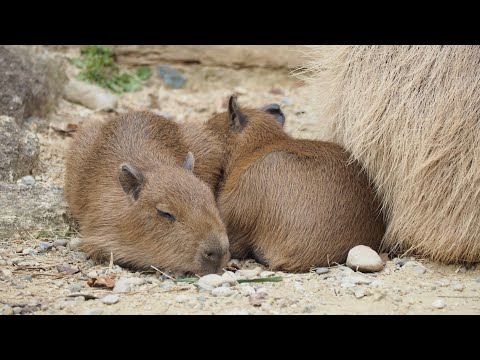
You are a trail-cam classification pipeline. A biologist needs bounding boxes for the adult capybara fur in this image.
[64,112,229,275]
[298,45,480,264]
[206,96,385,272]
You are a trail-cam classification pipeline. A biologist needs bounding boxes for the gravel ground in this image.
[1,47,479,315]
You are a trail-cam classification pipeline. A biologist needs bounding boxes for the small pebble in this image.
[281,97,294,106]
[113,278,132,293]
[394,258,410,267]
[346,245,384,273]
[240,285,256,297]
[102,294,119,305]
[68,283,82,293]
[87,271,98,278]
[354,288,366,299]
[221,271,237,285]
[453,283,464,292]
[38,242,53,253]
[0,260,6,266]
[21,175,35,186]
[260,271,275,278]
[432,299,446,309]
[315,267,329,275]
[236,269,260,279]
[196,274,225,291]
[2,305,14,315]
[53,239,68,248]
[13,307,22,315]
[22,247,37,256]
[211,287,235,297]
[22,275,32,282]
[414,266,427,275]
[15,246,23,253]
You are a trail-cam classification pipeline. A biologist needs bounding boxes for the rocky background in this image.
[0,45,479,315]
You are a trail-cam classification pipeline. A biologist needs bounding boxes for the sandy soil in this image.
[1,47,479,315]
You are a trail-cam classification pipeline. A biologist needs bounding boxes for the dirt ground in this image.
[1,47,479,315]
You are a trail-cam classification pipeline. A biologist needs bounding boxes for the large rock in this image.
[0,116,39,182]
[63,79,118,111]
[0,182,71,239]
[0,46,67,125]
[111,45,304,69]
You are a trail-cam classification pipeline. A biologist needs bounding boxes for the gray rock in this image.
[63,79,118,111]
[315,267,330,275]
[432,299,446,309]
[102,294,119,305]
[196,274,226,291]
[67,238,82,250]
[68,283,82,293]
[346,245,384,273]
[157,65,187,89]
[22,275,32,282]
[22,247,37,256]
[0,182,70,239]
[0,260,6,266]
[53,239,69,248]
[87,271,98,278]
[0,116,39,182]
[394,258,410,267]
[211,287,235,297]
[0,46,67,125]
[21,176,35,186]
[453,283,465,292]
[38,242,53,253]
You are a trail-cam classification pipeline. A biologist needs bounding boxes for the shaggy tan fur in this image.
[298,45,480,263]
[64,112,229,275]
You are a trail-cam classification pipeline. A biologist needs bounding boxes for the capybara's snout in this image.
[198,233,230,275]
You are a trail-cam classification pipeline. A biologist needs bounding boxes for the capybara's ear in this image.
[261,103,285,127]
[228,95,248,133]
[119,163,144,201]
[183,151,195,172]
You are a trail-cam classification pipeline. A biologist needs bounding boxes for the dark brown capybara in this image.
[206,96,386,272]
[64,111,229,276]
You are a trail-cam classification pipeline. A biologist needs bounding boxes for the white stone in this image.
[432,299,446,309]
[64,79,118,111]
[102,294,119,305]
[346,245,384,273]
[211,287,235,297]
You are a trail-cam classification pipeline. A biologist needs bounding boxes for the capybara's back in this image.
[210,96,385,272]
[64,112,230,275]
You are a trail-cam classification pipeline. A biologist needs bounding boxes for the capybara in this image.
[64,111,229,275]
[298,45,480,263]
[205,96,385,272]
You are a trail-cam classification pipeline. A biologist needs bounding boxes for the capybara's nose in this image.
[203,247,228,265]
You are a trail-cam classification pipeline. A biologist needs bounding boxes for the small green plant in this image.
[70,45,151,93]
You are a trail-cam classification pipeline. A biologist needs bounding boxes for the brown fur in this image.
[64,111,229,275]
[206,98,386,272]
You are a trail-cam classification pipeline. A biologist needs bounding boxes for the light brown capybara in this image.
[206,96,386,272]
[64,111,230,276]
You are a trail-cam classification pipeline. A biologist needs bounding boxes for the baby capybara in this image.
[64,111,230,276]
[206,96,385,272]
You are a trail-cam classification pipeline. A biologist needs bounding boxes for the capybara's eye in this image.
[157,209,176,221]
